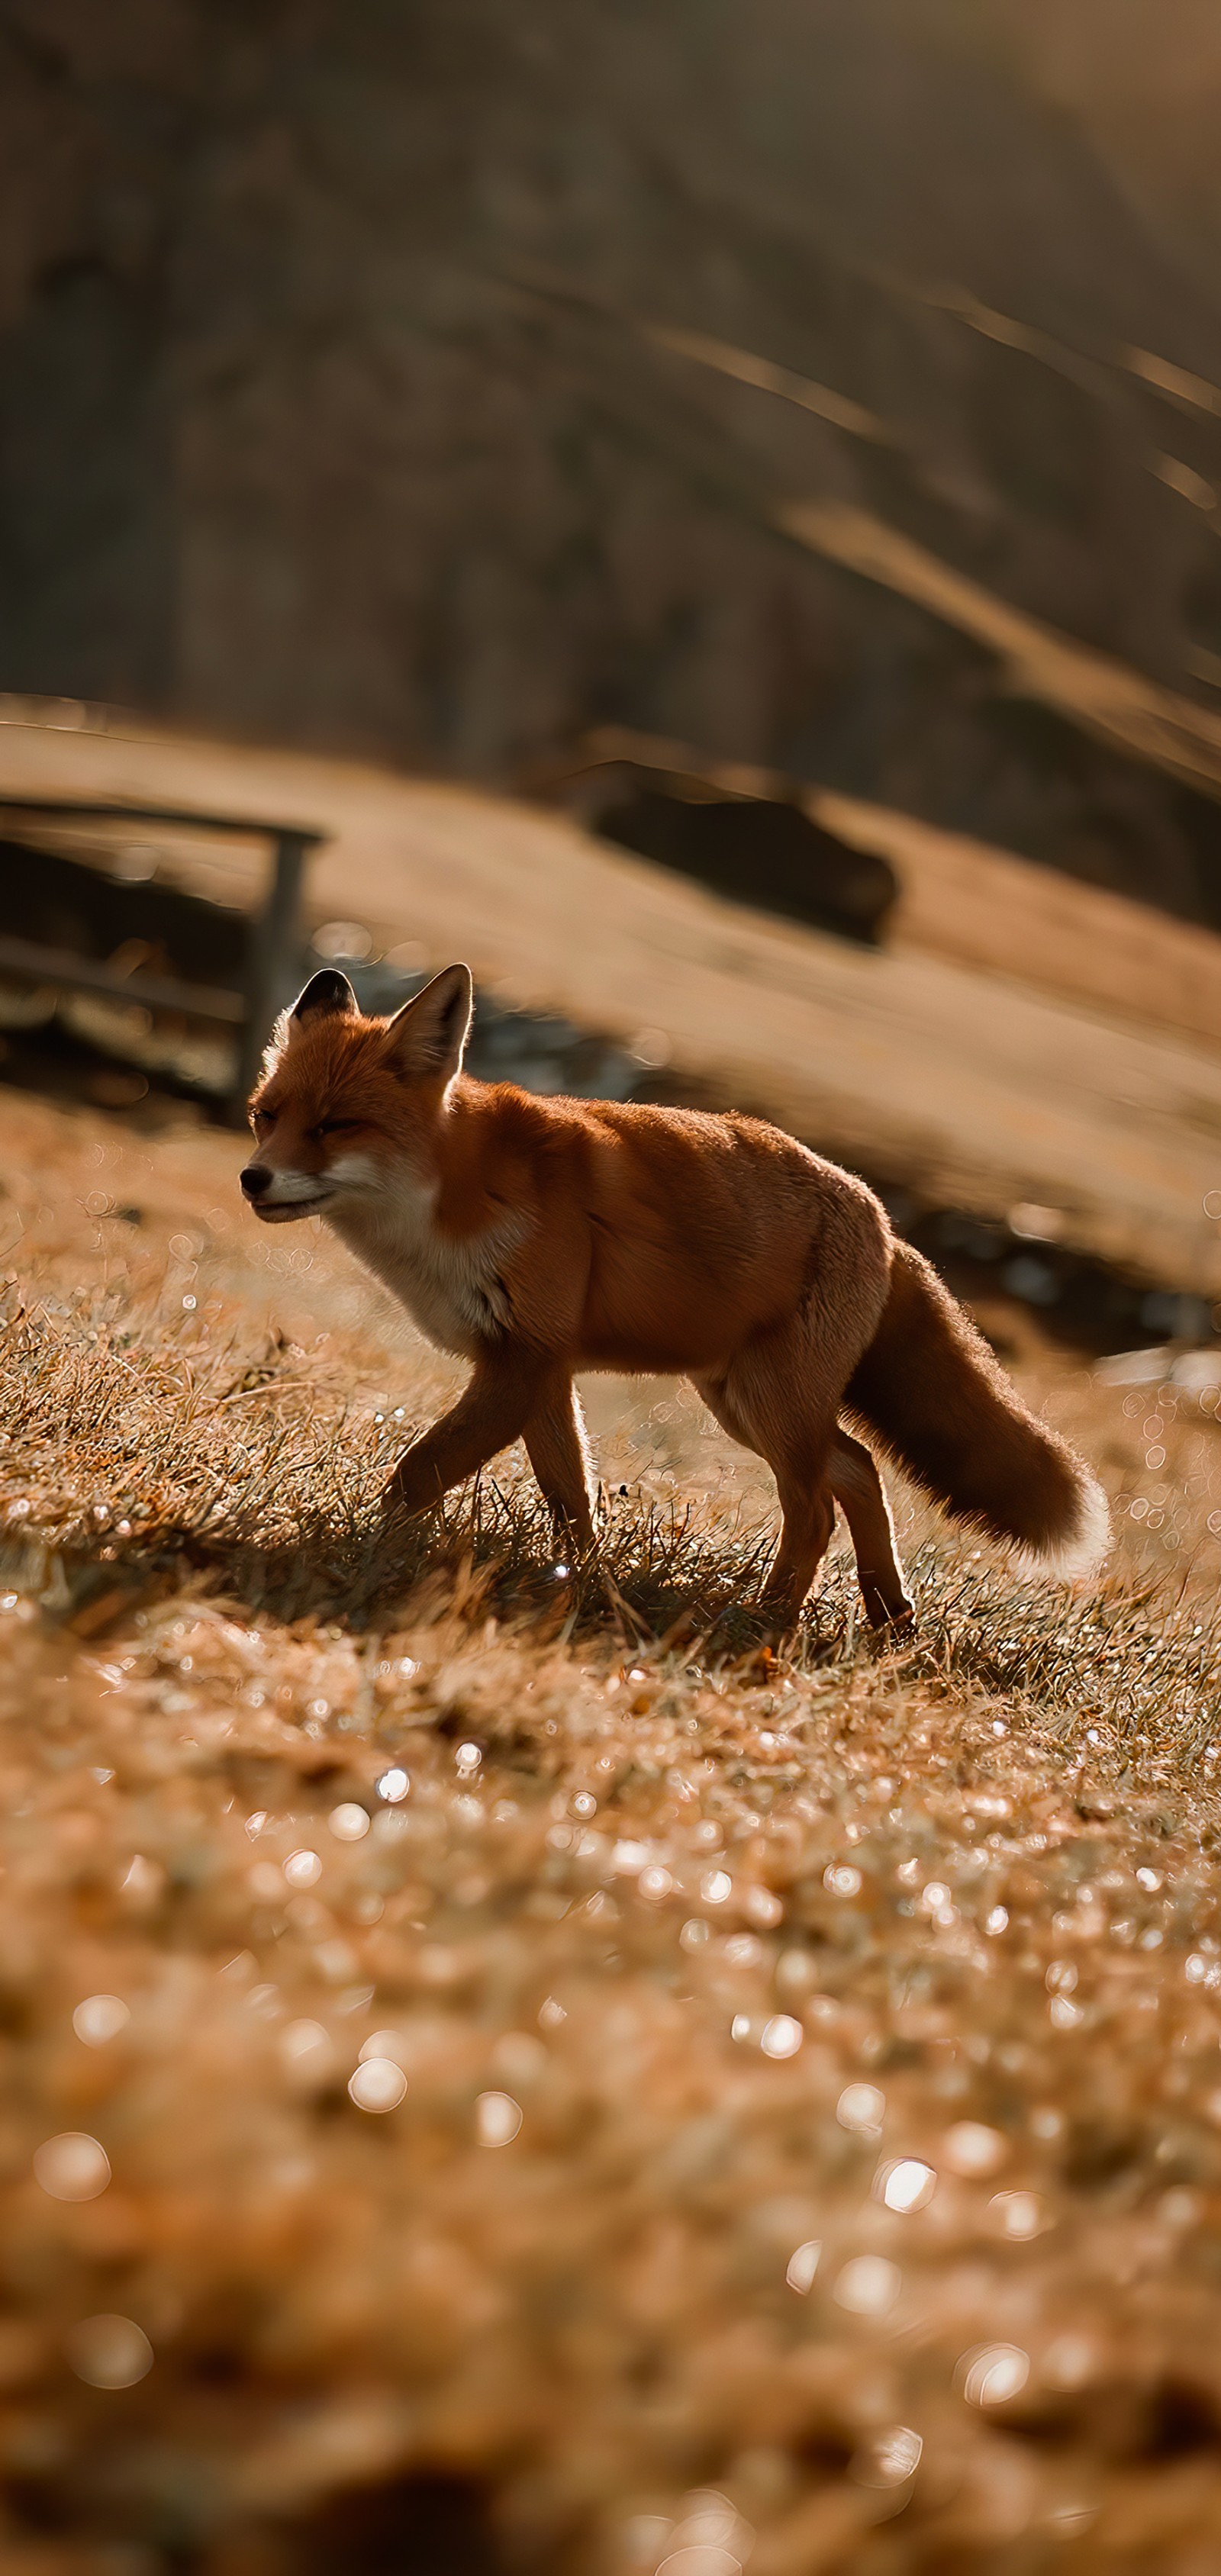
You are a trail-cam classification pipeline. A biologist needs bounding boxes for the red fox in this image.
[240,964,1108,1627]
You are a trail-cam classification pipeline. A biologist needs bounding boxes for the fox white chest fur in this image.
[327,1162,517,1358]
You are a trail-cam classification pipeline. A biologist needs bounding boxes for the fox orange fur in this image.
[241,964,1108,1626]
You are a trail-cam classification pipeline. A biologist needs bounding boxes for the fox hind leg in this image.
[696,1339,839,1628]
[524,1379,598,1555]
[759,1462,836,1625]
[829,1431,912,1628]
[697,1326,906,1629]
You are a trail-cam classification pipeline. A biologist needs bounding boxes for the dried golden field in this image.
[3,1088,1221,2574]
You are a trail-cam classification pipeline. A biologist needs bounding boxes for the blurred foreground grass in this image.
[2,1093,1221,2573]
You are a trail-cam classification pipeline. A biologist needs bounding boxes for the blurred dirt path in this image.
[2,712,1220,1296]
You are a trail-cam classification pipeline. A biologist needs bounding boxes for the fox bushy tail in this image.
[846,1239,1108,1576]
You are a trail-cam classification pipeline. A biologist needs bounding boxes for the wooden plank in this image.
[0,793,323,843]
[0,933,244,1024]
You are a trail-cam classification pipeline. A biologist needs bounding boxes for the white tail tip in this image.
[1017,1473,1110,1583]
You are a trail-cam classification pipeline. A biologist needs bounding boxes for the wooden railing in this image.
[0,797,325,1116]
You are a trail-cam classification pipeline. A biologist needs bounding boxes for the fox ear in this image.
[291,969,359,1027]
[382,963,473,1081]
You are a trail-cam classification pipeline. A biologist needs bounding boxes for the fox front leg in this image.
[381,1350,565,1521]
[523,1379,599,1555]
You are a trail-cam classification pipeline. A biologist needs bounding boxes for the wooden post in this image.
[234,830,314,1120]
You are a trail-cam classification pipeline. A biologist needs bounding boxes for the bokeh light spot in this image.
[34,2133,110,2201]
[72,1995,130,2046]
[785,2238,821,2292]
[328,1803,370,1841]
[877,2157,936,2213]
[961,2343,1029,2406]
[67,2315,153,2389]
[837,2082,885,2134]
[943,2120,1007,2176]
[476,2090,523,2146]
[283,1849,322,1889]
[833,2255,900,2317]
[348,2056,407,2113]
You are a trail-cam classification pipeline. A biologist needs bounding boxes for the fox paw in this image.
[864,1594,915,1636]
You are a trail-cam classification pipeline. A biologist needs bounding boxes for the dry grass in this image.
[4,1093,1221,2572]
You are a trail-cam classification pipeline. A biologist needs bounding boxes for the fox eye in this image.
[314,1117,357,1138]
[252,1107,275,1135]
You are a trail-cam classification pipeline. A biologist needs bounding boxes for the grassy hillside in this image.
[2,1092,1221,2569]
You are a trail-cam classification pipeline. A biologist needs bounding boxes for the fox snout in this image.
[240,1163,330,1222]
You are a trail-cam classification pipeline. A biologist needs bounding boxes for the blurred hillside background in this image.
[4,0,1221,884]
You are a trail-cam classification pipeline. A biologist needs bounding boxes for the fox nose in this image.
[240,1164,272,1200]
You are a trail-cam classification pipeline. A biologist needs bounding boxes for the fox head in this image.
[240,962,473,1222]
